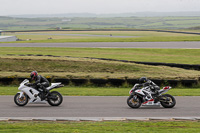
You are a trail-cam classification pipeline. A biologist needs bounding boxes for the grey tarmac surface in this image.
[0,96,200,117]
[0,42,200,48]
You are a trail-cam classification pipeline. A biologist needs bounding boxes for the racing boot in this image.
[34,93,38,97]
[154,90,160,103]
[41,92,46,101]
[41,86,49,100]
[34,90,42,98]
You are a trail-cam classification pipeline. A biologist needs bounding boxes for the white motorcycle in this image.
[127,84,176,108]
[14,79,64,106]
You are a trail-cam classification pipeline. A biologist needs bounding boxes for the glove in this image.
[37,83,41,86]
[150,85,155,90]
[26,83,32,86]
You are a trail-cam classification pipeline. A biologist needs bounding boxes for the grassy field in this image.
[0,121,200,133]
[0,47,199,80]
[0,47,200,64]
[1,16,200,30]
[1,86,200,96]
[3,30,200,42]
[0,55,200,80]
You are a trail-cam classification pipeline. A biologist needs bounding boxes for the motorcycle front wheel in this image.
[47,91,63,106]
[14,93,28,106]
[127,95,141,108]
[160,94,176,108]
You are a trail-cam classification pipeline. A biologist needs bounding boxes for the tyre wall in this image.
[0,78,198,87]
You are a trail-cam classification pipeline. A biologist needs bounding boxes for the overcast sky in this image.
[0,0,200,16]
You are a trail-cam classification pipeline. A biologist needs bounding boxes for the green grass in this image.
[0,47,200,64]
[1,16,200,30]
[7,30,199,37]
[0,56,200,79]
[0,47,199,80]
[2,36,200,43]
[3,30,200,43]
[1,86,200,96]
[0,121,200,133]
[0,57,141,73]
[20,36,200,42]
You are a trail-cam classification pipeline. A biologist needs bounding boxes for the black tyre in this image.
[160,94,176,108]
[47,91,63,106]
[14,93,28,106]
[127,95,142,108]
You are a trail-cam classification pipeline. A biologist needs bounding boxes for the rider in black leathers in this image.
[28,71,50,100]
[137,77,160,101]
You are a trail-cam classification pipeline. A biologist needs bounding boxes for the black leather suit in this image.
[30,75,50,90]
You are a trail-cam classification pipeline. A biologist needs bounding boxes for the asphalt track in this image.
[0,96,199,117]
[0,42,200,48]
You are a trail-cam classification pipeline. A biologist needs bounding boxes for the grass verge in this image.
[3,36,200,43]
[0,56,200,79]
[0,121,200,133]
[1,86,200,96]
[0,47,199,64]
[4,31,200,42]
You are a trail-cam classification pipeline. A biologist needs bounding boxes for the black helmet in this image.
[139,77,148,84]
[30,71,38,80]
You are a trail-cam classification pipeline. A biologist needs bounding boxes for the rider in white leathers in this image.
[137,77,160,101]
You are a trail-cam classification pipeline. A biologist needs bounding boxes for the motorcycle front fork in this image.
[133,95,138,102]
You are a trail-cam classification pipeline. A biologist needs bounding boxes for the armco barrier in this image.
[0,78,198,87]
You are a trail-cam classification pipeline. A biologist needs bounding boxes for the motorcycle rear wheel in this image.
[47,91,63,106]
[160,94,176,108]
[127,95,141,108]
[14,93,28,106]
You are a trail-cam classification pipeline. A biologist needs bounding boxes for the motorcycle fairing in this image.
[46,83,62,91]
[159,86,171,94]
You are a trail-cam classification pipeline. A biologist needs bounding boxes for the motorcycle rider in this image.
[137,77,160,102]
[27,71,50,100]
